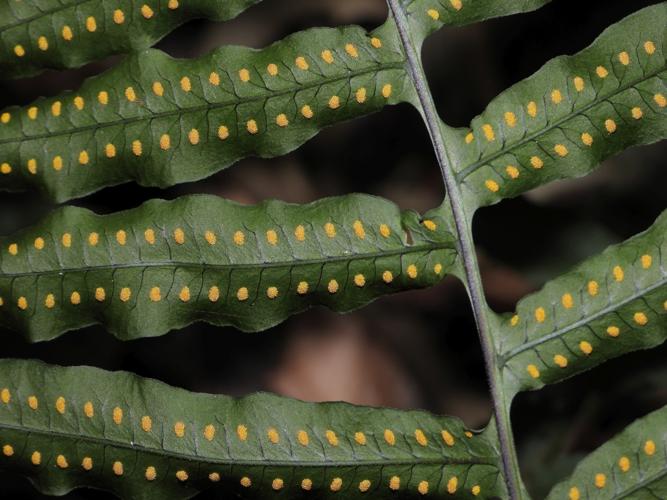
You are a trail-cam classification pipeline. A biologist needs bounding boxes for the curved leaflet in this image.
[496,209,666,394]
[439,4,667,209]
[0,24,410,202]
[0,194,457,341]
[0,0,261,78]
[546,404,667,500]
[0,358,507,499]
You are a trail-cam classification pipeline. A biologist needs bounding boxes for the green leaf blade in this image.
[0,24,410,202]
[442,3,667,209]
[0,194,456,341]
[0,358,506,499]
[546,404,667,500]
[0,0,261,78]
[497,209,667,394]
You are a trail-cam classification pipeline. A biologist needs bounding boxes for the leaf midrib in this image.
[0,62,406,146]
[614,465,667,499]
[0,420,497,468]
[0,241,454,279]
[500,275,666,363]
[456,64,666,181]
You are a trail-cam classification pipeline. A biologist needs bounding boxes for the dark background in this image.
[1,0,665,498]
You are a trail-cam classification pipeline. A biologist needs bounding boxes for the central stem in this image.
[386,2,523,498]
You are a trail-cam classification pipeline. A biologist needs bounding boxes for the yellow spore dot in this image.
[0,112,10,124]
[415,429,428,447]
[51,101,62,116]
[124,86,136,102]
[266,229,279,246]
[27,158,37,174]
[70,292,81,305]
[296,281,309,295]
[178,286,190,302]
[218,125,229,139]
[447,476,458,494]
[112,406,123,424]
[634,312,648,326]
[324,222,336,238]
[233,230,245,245]
[427,8,440,20]
[152,81,164,96]
[276,113,289,127]
[325,429,339,446]
[115,230,127,246]
[38,36,49,51]
[180,76,191,92]
[1,163,11,174]
[272,478,284,491]
[297,430,309,446]
[434,263,443,275]
[82,454,93,467]
[2,444,13,456]
[511,315,520,326]
[482,123,495,141]
[95,287,106,302]
[345,43,359,58]
[359,479,371,492]
[618,456,630,472]
[84,401,94,418]
[595,473,606,488]
[353,219,366,239]
[328,95,341,109]
[485,179,500,192]
[613,265,624,282]
[188,128,200,145]
[62,25,73,41]
[27,106,38,120]
[352,274,365,287]
[330,478,343,492]
[73,96,85,110]
[618,51,630,66]
[159,134,170,150]
[530,156,544,169]
[465,132,474,143]
[382,271,394,284]
[145,466,157,481]
[204,424,216,441]
[384,429,396,446]
[105,143,116,158]
[209,71,220,85]
[27,396,38,410]
[246,119,258,134]
[603,324,621,338]
[554,354,568,368]
[144,229,155,245]
[450,0,463,10]
[301,478,313,490]
[34,237,45,250]
[238,68,250,82]
[382,84,392,98]
[294,225,306,241]
[354,431,366,445]
[371,37,382,48]
[78,150,90,165]
[587,280,599,296]
[505,165,520,179]
[113,9,125,24]
[56,454,68,469]
[534,307,546,322]
[641,254,652,269]
[149,287,161,302]
[581,132,594,146]
[31,451,41,465]
[632,107,643,120]
[644,41,656,55]
[596,66,609,78]
[295,56,309,70]
[141,415,152,432]
[504,111,517,127]
[141,4,154,19]
[527,364,540,379]
[0,389,10,404]
[237,424,248,441]
[237,288,248,301]
[168,0,179,9]
[55,396,66,414]
[418,480,429,495]
[442,430,455,446]
[17,297,28,310]
[573,76,585,92]
[562,293,573,309]
[86,16,97,32]
[204,230,217,246]
[327,279,339,294]
[173,228,185,244]
[266,63,278,76]
[423,220,437,231]
[321,50,334,64]
[579,341,593,355]
[132,139,143,156]
[605,118,617,133]
[389,476,401,491]
[174,421,185,437]
[113,461,123,476]
[8,243,18,255]
[240,476,252,488]
[554,144,568,157]
[551,89,562,104]
[301,105,314,118]
[267,428,280,444]
[266,286,279,299]
[407,264,418,279]
[472,485,481,496]
[645,440,656,456]
[654,93,667,108]
[379,223,391,237]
